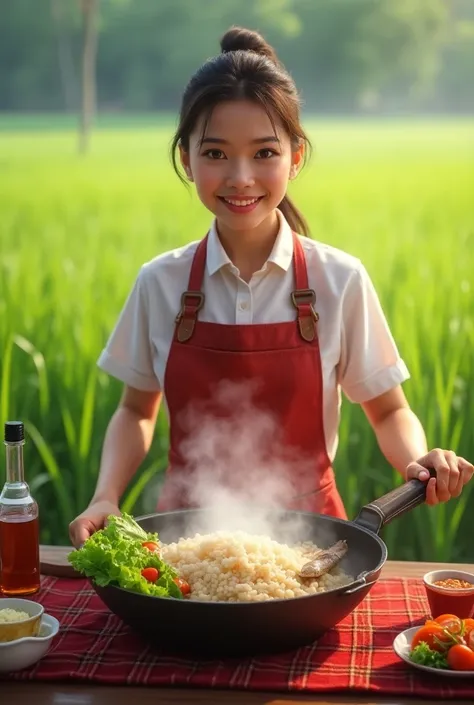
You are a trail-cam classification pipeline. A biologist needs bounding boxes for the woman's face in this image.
[181,99,303,239]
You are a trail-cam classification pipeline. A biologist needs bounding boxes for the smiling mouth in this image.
[218,196,264,207]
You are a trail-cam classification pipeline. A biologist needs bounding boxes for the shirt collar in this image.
[206,209,294,277]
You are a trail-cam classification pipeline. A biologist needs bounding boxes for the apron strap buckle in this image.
[291,289,319,342]
[175,291,204,342]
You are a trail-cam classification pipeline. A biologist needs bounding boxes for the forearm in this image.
[91,406,157,505]
[372,407,428,481]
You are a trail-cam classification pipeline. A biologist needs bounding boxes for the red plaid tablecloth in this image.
[2,576,474,698]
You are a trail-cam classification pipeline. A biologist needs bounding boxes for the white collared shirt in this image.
[97,210,409,461]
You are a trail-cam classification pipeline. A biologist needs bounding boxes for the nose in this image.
[225,158,255,190]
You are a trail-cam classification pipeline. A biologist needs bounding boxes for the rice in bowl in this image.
[161,530,352,602]
[0,608,31,624]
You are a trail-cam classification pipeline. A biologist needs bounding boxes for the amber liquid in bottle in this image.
[0,421,41,596]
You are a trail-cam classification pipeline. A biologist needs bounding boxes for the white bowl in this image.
[0,597,45,643]
[393,626,474,677]
[0,612,60,672]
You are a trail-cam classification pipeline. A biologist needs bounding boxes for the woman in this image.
[69,27,473,548]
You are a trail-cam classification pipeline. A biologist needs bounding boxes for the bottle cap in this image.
[4,421,25,443]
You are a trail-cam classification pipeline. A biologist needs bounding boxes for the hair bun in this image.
[220,26,279,65]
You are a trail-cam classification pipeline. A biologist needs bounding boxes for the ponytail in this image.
[278,196,310,237]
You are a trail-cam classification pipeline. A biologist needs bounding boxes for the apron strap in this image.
[291,233,319,342]
[175,230,319,343]
[175,236,208,342]
[175,290,204,343]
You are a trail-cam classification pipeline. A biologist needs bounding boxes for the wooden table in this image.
[4,550,474,705]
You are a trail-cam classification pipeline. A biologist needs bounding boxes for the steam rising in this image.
[159,380,334,545]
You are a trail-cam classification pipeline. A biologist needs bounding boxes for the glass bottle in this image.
[0,421,41,595]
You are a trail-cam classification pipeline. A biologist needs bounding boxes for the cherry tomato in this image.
[141,567,159,582]
[174,577,191,595]
[431,613,459,622]
[447,644,474,671]
[463,618,474,632]
[434,614,463,634]
[434,614,461,624]
[411,623,453,652]
[142,541,160,552]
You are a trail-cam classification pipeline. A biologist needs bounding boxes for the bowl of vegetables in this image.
[393,613,474,675]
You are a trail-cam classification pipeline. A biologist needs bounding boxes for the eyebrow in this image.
[200,136,280,145]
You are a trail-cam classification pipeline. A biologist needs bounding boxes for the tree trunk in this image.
[79,0,99,154]
[50,0,78,112]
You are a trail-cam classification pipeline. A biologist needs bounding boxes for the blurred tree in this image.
[50,0,78,112]
[432,0,474,112]
[0,0,62,110]
[0,0,472,117]
[275,0,449,111]
[351,0,449,109]
[78,0,99,153]
[98,0,298,111]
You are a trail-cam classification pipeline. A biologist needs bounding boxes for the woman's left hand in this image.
[406,449,474,505]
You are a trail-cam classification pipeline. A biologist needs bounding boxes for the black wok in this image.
[92,474,432,657]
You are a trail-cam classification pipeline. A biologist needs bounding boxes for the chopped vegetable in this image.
[431,614,463,634]
[408,614,474,671]
[465,630,474,650]
[68,513,183,599]
[410,642,449,669]
[411,623,454,652]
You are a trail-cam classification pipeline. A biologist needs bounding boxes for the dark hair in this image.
[171,26,311,236]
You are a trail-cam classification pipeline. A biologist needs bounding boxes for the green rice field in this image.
[0,115,473,562]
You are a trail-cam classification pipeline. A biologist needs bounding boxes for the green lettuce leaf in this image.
[409,641,449,669]
[68,512,183,599]
[102,513,151,543]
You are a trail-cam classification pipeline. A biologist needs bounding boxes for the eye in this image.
[202,149,226,160]
[255,148,278,159]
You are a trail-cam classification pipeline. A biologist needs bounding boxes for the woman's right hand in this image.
[69,500,121,548]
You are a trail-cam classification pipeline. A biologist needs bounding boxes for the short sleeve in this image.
[97,267,160,391]
[339,263,410,403]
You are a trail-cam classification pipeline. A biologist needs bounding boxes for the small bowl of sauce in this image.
[423,570,474,619]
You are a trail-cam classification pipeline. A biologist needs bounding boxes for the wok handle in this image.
[341,574,378,595]
[353,467,436,535]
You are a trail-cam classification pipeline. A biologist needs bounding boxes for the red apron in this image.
[158,232,347,519]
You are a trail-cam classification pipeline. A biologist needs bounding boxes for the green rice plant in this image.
[0,117,472,560]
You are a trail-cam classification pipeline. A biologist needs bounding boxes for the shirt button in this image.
[238,301,248,311]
